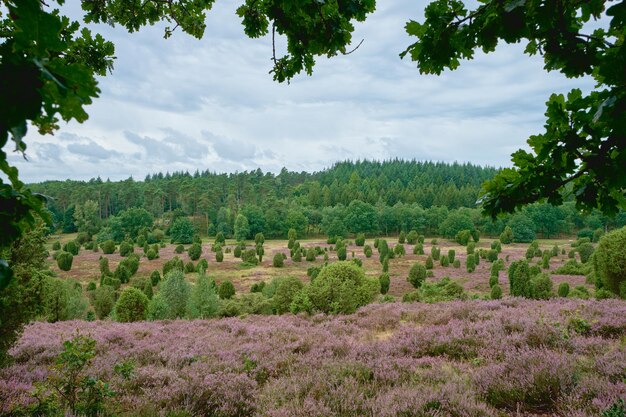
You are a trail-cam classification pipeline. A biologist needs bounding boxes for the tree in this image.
[407,263,426,289]
[73,200,101,237]
[286,209,308,238]
[344,200,378,234]
[439,212,474,239]
[115,287,149,322]
[188,274,220,318]
[272,276,304,314]
[594,226,626,297]
[402,0,625,216]
[218,280,236,300]
[169,217,195,244]
[159,270,191,319]
[56,252,74,271]
[234,214,250,242]
[118,208,154,239]
[507,214,537,243]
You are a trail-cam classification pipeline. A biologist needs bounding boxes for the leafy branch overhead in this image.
[402,0,625,216]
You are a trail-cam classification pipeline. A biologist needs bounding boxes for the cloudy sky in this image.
[11,1,596,183]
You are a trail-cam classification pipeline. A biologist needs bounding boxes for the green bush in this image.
[408,262,427,288]
[577,242,594,263]
[364,245,372,258]
[466,254,476,273]
[594,226,626,297]
[184,261,195,273]
[273,252,284,267]
[542,252,550,269]
[101,240,116,254]
[509,260,532,297]
[196,258,209,273]
[114,264,131,284]
[303,261,379,314]
[407,230,418,244]
[379,273,390,294]
[489,273,499,288]
[159,270,191,318]
[93,285,116,319]
[430,246,440,260]
[163,256,184,276]
[272,276,304,314]
[551,244,559,257]
[120,253,140,276]
[63,240,80,255]
[554,260,592,275]
[115,287,149,322]
[394,244,406,257]
[188,274,220,319]
[355,233,365,246]
[337,246,347,261]
[175,244,185,254]
[447,249,455,264]
[491,240,502,253]
[242,249,259,265]
[530,273,553,300]
[455,229,471,246]
[382,257,389,273]
[250,281,265,293]
[306,247,316,262]
[440,256,449,267]
[119,241,133,257]
[487,249,498,262]
[413,243,424,255]
[425,256,434,270]
[467,242,475,254]
[568,249,576,259]
[188,243,202,261]
[307,266,322,280]
[490,284,502,300]
[146,248,157,260]
[499,226,514,244]
[215,250,224,262]
[254,232,265,245]
[557,282,570,297]
[56,251,73,271]
[86,282,96,291]
[218,280,236,299]
[150,270,161,286]
[418,277,466,303]
[52,241,61,250]
[169,217,195,244]
[453,259,461,268]
[592,228,604,243]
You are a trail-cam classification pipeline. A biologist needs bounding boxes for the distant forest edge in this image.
[30,160,626,240]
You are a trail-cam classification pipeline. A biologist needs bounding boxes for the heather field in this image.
[2,299,625,416]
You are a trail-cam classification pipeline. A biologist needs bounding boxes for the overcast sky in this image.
[11,1,595,183]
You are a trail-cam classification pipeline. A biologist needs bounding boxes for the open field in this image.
[47,235,593,299]
[2,298,624,416]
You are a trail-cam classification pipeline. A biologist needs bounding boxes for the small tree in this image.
[425,256,434,270]
[337,246,347,261]
[63,240,80,256]
[499,226,514,244]
[188,274,220,319]
[364,245,372,258]
[150,270,161,286]
[100,240,116,254]
[594,227,626,297]
[509,260,532,297]
[272,276,304,314]
[57,252,74,271]
[218,280,236,300]
[273,252,285,267]
[413,243,424,255]
[531,273,553,300]
[306,247,316,262]
[557,282,570,297]
[256,244,264,262]
[160,270,191,319]
[398,231,406,244]
[490,284,503,300]
[169,217,195,244]
[577,242,594,264]
[466,254,476,273]
[379,273,390,294]
[254,232,265,245]
[431,246,440,260]
[119,241,133,257]
[355,233,365,246]
[115,287,149,322]
[467,242,475,254]
[93,285,115,319]
[447,249,455,264]
[407,230,418,244]
[408,263,427,288]
[215,250,224,262]
[382,257,389,272]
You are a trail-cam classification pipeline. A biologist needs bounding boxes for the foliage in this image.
[215,250,224,263]
[115,287,149,322]
[425,255,434,270]
[63,240,80,256]
[174,244,184,254]
[440,212,474,239]
[379,273,390,295]
[272,276,304,314]
[490,284,502,300]
[56,251,73,271]
[530,273,554,300]
[92,285,115,319]
[507,214,537,243]
[466,254,476,273]
[119,241,133,257]
[43,278,88,323]
[159,270,191,319]
[100,240,116,255]
[509,260,532,298]
[418,277,466,303]
[555,260,592,276]
[188,274,220,319]
[169,217,195,244]
[558,282,570,298]
[499,226,514,244]
[188,243,202,261]
[577,242,595,263]
[594,227,626,297]
[218,280,236,300]
[408,263,427,289]
[184,261,196,273]
[163,256,184,276]
[355,233,365,246]
[303,261,379,314]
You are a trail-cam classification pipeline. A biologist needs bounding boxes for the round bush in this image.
[594,227,626,297]
[557,282,570,297]
[146,248,157,260]
[408,263,427,288]
[150,270,161,286]
[215,250,224,262]
[407,230,418,244]
[175,244,185,254]
[218,280,236,299]
[531,273,553,299]
[490,284,503,300]
[306,248,316,262]
[355,233,365,246]
[453,259,461,268]
[440,256,449,267]
[425,256,434,270]
[115,287,149,322]
[337,246,347,261]
[196,258,209,272]
[101,240,116,254]
[56,251,73,271]
[52,241,61,250]
[273,252,284,267]
[466,255,476,273]
[379,273,390,294]
[63,240,80,255]
[119,241,134,257]
[234,246,242,258]
[577,242,594,264]
[188,243,202,261]
[272,276,304,314]
[184,261,196,273]
[413,243,424,255]
[364,245,373,258]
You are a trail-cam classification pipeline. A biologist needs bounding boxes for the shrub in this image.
[292,248,302,262]
[467,242,475,254]
[254,232,265,245]
[568,249,576,259]
[188,274,220,319]
[160,270,191,318]
[256,244,264,262]
[530,273,553,300]
[594,226,626,297]
[425,256,434,270]
[364,245,372,258]
[455,230,471,246]
[413,243,424,255]
[272,276,304,314]
[440,256,449,267]
[86,282,96,291]
[93,285,116,319]
[215,231,226,245]
[184,261,195,273]
[355,233,365,246]
[150,270,161,286]
[509,260,532,297]
[146,248,157,260]
[466,255,476,273]
[101,240,116,254]
[569,285,591,299]
[114,264,131,284]
[188,243,202,261]
[453,259,461,268]
[551,244,559,257]
[447,249,455,263]
[430,246,440,260]
[490,240,502,253]
[379,273,390,294]
[489,273,499,288]
[174,244,185,254]
[542,252,550,269]
[487,249,498,262]
[169,217,195,244]
[242,249,258,265]
[337,246,347,261]
[63,240,80,255]
[557,282,570,297]
[499,226,514,244]
[577,228,594,240]
[56,251,73,271]
[163,256,184,276]
[119,241,133,257]
[306,248,316,262]
[352,258,362,267]
[408,263,427,288]
[196,258,209,273]
[120,253,140,275]
[407,230,418,244]
[304,261,379,314]
[490,284,503,300]
[307,266,322,280]
[382,257,389,272]
[272,252,284,267]
[250,281,265,293]
[218,280,236,299]
[577,242,594,263]
[115,287,149,322]
[592,228,604,243]
[398,231,406,244]
[419,277,466,302]
[215,250,224,262]
[418,235,425,243]
[52,241,61,250]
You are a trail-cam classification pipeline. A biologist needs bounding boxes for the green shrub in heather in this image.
[272,276,304,314]
[490,284,503,300]
[142,279,153,300]
[530,273,553,299]
[215,250,224,262]
[120,253,140,276]
[425,256,434,270]
[188,274,220,318]
[52,241,61,251]
[163,256,184,276]
[62,240,80,256]
[150,270,161,286]
[419,277,466,302]
[431,246,440,260]
[256,244,264,262]
[196,258,209,273]
[406,230,418,244]
[184,261,195,273]
[557,282,570,297]
[242,249,258,265]
[594,226,626,297]
[364,245,372,258]
[413,243,424,255]
[188,243,202,261]
[467,242,475,254]
[455,230,471,246]
[379,273,390,294]
[305,248,316,262]
[394,244,406,257]
[578,242,594,263]
[337,246,347,261]
[119,241,133,257]
[474,252,480,266]
[440,256,449,267]
[115,287,149,322]
[509,260,532,297]
[92,285,116,319]
[398,231,406,243]
[466,255,476,273]
[447,249,455,264]
[355,233,365,246]
[453,259,461,268]
[272,252,284,267]
[542,252,550,269]
[487,249,498,263]
[159,270,191,319]
[491,240,502,253]
[499,226,514,244]
[298,261,379,314]
[146,248,157,260]
[378,239,389,263]
[382,257,389,273]
[101,240,116,254]
[56,251,73,271]
[218,280,236,300]
[408,263,427,288]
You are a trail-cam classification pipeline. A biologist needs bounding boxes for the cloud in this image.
[67,142,121,161]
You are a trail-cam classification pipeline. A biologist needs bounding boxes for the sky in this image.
[10,1,596,183]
